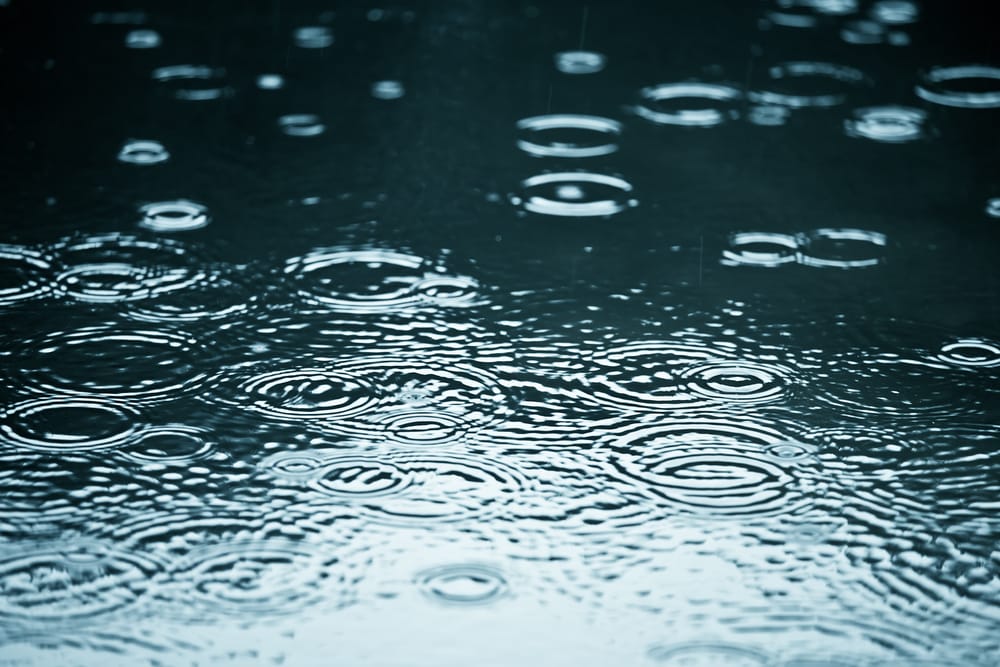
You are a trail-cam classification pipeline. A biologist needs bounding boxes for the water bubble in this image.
[0,244,53,306]
[647,641,769,665]
[795,228,887,268]
[936,338,1000,368]
[844,106,927,143]
[0,397,141,452]
[151,65,228,101]
[138,200,210,232]
[20,325,208,404]
[117,139,169,165]
[52,233,204,303]
[721,231,799,267]
[681,360,795,405]
[416,564,508,605]
[119,425,214,463]
[0,543,163,622]
[514,172,637,217]
[371,80,405,100]
[554,50,606,74]
[124,29,161,49]
[986,198,1000,218]
[750,62,868,108]
[916,65,1000,109]
[871,0,919,24]
[634,83,742,127]
[278,114,326,137]
[515,114,622,158]
[293,26,334,48]
[256,73,285,90]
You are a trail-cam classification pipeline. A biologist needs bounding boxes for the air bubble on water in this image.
[294,26,334,48]
[554,50,606,74]
[125,29,161,49]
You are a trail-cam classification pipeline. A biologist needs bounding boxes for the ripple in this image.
[124,267,257,324]
[0,244,53,306]
[936,338,1000,368]
[647,642,769,665]
[416,564,508,605]
[747,104,791,126]
[511,172,638,217]
[261,451,328,482]
[554,50,606,74]
[21,325,208,403]
[293,26,334,48]
[871,0,919,24]
[681,360,795,405]
[844,106,927,143]
[0,541,163,622]
[278,114,326,137]
[634,83,742,127]
[138,200,210,232]
[371,80,405,99]
[796,228,887,268]
[840,19,888,44]
[721,231,799,267]
[124,29,160,49]
[516,114,622,158]
[52,233,204,303]
[750,62,868,108]
[151,65,229,101]
[117,139,169,165]
[221,366,380,422]
[606,421,816,517]
[916,65,1000,109]
[0,397,141,452]
[311,457,413,497]
[370,410,471,447]
[118,425,214,463]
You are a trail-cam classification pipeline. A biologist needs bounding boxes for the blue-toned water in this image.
[1,1,999,665]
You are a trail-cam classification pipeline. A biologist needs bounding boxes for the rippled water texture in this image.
[0,1,998,665]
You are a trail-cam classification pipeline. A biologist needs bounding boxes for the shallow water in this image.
[1,1,999,665]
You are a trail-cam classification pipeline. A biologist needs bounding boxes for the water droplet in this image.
[554,50,606,74]
[634,83,742,127]
[278,114,326,137]
[151,65,229,101]
[293,26,334,48]
[0,397,141,452]
[647,641,769,665]
[795,228,887,268]
[721,231,799,267]
[750,61,868,108]
[514,172,637,217]
[124,29,161,49]
[256,73,285,90]
[138,200,210,232]
[516,114,622,158]
[416,564,507,604]
[371,80,405,100]
[117,139,169,165]
[844,106,927,143]
[916,65,1000,109]
[0,244,53,305]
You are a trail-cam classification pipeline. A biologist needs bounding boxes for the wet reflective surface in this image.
[1,1,998,665]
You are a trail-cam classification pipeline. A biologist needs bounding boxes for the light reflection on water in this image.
[0,1,998,665]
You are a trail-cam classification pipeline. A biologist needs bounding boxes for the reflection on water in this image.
[1,0,998,665]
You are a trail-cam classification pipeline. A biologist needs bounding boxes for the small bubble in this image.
[117,139,169,165]
[554,50,606,75]
[257,73,285,90]
[278,114,326,137]
[371,80,405,100]
[125,29,161,49]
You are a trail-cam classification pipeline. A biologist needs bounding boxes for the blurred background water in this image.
[1,1,999,665]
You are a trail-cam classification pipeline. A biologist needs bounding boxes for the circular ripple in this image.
[225,367,380,422]
[554,50,606,74]
[21,325,207,403]
[871,0,919,24]
[293,26,334,48]
[750,62,869,108]
[278,114,325,137]
[936,338,1000,368]
[647,641,769,665]
[606,421,815,517]
[124,268,257,324]
[125,29,160,49]
[681,360,794,405]
[0,244,53,306]
[844,106,927,143]
[916,65,1000,109]
[261,450,328,481]
[0,542,163,622]
[51,233,205,303]
[117,139,169,165]
[721,232,799,267]
[987,198,1000,218]
[512,172,638,217]
[371,80,405,99]
[583,341,736,412]
[795,228,887,268]
[516,114,622,158]
[138,200,210,232]
[311,457,413,497]
[118,425,214,463]
[634,83,742,127]
[371,410,470,446]
[0,397,141,452]
[416,564,508,605]
[151,65,229,101]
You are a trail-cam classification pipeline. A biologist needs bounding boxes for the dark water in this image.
[1,1,999,664]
